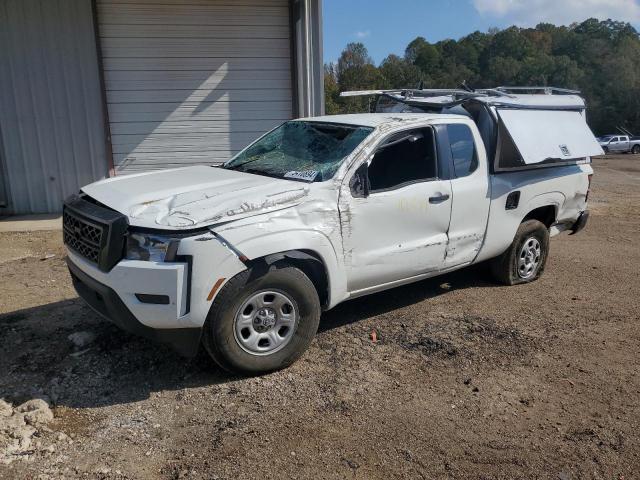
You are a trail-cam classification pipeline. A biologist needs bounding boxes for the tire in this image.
[632,145,640,154]
[490,220,550,286]
[602,146,609,154]
[202,264,321,374]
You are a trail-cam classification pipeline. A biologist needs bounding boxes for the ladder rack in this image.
[494,86,582,95]
[340,86,582,98]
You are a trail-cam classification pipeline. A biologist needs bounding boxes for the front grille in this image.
[63,210,104,264]
[63,194,129,272]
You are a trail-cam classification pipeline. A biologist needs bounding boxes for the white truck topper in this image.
[341,86,603,171]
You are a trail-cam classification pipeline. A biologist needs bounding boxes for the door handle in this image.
[429,194,450,204]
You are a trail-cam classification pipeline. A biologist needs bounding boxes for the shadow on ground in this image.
[0,264,498,409]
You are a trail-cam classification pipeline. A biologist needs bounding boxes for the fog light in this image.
[135,294,170,305]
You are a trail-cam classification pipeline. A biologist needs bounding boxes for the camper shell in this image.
[341,86,603,172]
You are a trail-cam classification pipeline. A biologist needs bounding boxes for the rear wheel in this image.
[632,144,640,154]
[202,264,321,374]
[490,220,550,286]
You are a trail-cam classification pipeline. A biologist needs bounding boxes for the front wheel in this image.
[602,146,609,154]
[490,220,550,286]
[202,264,321,374]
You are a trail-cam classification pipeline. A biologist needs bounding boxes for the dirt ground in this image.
[0,155,638,479]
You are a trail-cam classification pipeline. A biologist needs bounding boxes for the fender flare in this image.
[223,229,347,309]
[520,192,564,224]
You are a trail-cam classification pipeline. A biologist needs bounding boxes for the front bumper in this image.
[569,210,590,235]
[67,257,201,357]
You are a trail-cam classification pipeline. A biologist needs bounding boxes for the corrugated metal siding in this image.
[0,0,109,214]
[97,0,293,173]
[0,130,8,207]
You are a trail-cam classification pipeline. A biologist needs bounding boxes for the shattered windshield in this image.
[223,121,374,182]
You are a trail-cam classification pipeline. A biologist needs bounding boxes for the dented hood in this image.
[81,166,309,229]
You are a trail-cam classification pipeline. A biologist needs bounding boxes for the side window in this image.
[367,128,437,192]
[447,124,478,177]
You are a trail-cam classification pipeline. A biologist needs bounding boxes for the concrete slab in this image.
[0,214,62,232]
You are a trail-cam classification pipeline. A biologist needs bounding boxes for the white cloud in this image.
[354,30,371,39]
[472,0,640,26]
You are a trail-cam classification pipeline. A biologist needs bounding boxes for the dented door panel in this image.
[445,174,490,266]
[439,121,491,267]
[343,179,452,292]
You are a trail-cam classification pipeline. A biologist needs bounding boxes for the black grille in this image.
[63,210,103,264]
[63,194,128,271]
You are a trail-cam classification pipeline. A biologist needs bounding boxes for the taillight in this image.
[585,174,593,202]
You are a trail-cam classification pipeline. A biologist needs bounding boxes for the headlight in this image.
[125,232,179,262]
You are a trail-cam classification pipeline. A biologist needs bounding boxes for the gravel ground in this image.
[0,156,638,479]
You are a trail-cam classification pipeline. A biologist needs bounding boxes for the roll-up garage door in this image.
[96,0,293,174]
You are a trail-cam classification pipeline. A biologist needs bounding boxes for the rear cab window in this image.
[447,124,478,178]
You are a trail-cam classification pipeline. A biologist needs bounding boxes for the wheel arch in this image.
[246,249,331,309]
[522,204,557,229]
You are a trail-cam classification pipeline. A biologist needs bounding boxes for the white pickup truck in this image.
[64,87,602,374]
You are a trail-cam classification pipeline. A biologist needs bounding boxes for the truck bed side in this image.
[476,163,593,263]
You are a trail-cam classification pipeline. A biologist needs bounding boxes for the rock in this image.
[16,399,54,426]
[0,400,12,417]
[3,413,26,430]
[67,331,96,348]
[0,398,48,464]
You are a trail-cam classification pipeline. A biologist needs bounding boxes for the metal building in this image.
[0,0,323,215]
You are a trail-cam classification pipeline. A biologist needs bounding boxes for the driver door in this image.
[341,126,452,293]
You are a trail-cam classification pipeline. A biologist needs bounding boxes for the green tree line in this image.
[324,19,640,135]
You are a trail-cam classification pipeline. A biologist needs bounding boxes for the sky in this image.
[323,0,640,64]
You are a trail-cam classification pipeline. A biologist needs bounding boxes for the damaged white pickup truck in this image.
[64,87,603,374]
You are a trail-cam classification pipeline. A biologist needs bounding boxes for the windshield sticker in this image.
[284,170,319,182]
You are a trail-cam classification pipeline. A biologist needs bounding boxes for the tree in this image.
[405,37,441,75]
[337,42,373,79]
[379,54,422,89]
[334,43,383,113]
[324,63,341,115]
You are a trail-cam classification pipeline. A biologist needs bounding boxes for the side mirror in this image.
[349,162,370,198]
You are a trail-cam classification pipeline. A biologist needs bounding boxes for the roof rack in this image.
[340,88,507,99]
[339,86,586,111]
[494,86,582,95]
[340,86,582,98]
[339,89,468,98]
